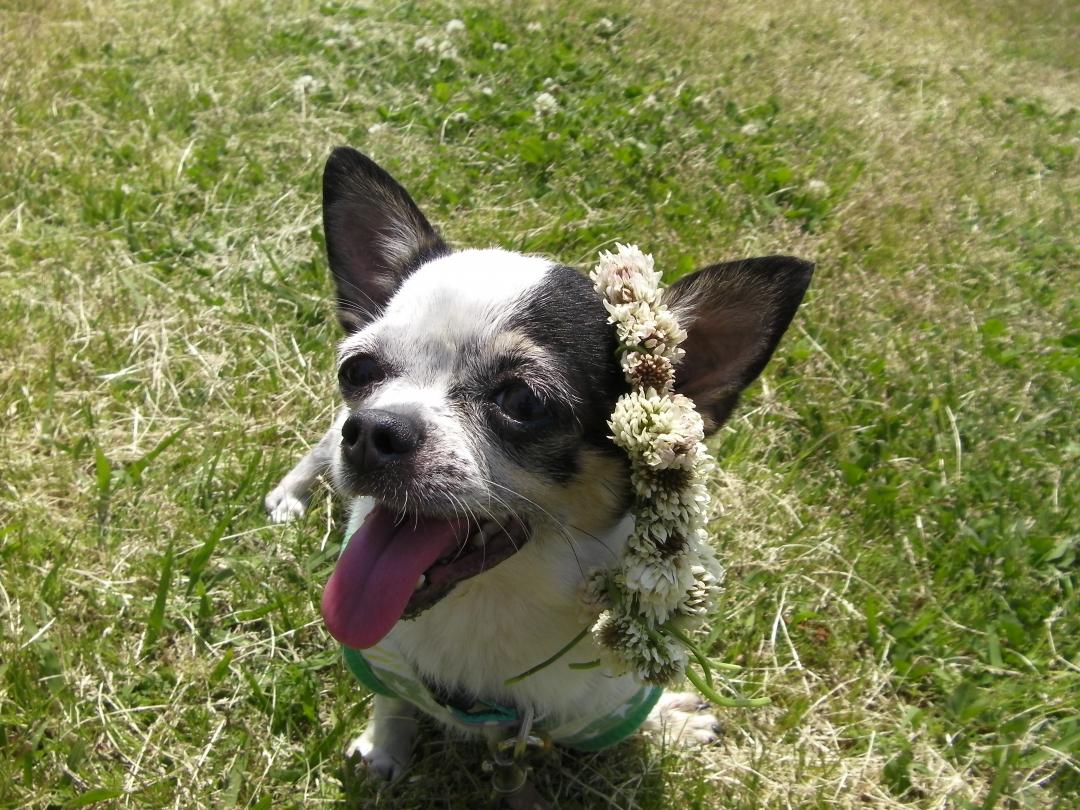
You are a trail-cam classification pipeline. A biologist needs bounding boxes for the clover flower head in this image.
[604,300,686,362]
[534,91,558,115]
[622,351,675,392]
[595,609,688,684]
[590,243,661,305]
[609,391,705,470]
[620,549,696,624]
[292,74,320,96]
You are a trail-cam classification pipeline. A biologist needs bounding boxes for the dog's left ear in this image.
[323,147,449,333]
[662,256,814,432]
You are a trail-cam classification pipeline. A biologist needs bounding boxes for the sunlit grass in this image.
[1,0,1076,806]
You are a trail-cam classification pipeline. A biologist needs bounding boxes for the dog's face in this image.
[318,148,812,651]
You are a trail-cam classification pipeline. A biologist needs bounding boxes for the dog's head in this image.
[319,147,812,649]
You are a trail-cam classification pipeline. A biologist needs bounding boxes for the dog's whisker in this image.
[478,476,604,582]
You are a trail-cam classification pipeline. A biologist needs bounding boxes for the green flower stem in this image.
[684,665,771,708]
[664,625,716,687]
[568,659,602,670]
[709,661,745,673]
[505,625,591,685]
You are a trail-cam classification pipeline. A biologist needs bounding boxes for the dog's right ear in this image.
[322,147,449,332]
[662,255,813,432]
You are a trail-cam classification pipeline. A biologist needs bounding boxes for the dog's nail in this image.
[415,574,426,591]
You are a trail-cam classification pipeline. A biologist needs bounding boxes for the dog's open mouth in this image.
[321,505,530,649]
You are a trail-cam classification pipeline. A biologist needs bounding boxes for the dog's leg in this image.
[264,419,341,523]
[345,695,419,782]
[642,691,721,747]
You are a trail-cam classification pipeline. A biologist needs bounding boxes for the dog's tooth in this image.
[470,531,486,549]
[477,520,504,543]
[415,574,426,591]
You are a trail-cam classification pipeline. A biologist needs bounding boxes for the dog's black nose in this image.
[341,409,422,473]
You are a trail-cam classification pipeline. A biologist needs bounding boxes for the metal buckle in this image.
[482,707,551,797]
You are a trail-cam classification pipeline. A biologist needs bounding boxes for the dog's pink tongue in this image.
[322,506,464,649]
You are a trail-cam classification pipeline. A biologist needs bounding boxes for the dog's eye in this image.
[339,355,384,395]
[495,382,550,424]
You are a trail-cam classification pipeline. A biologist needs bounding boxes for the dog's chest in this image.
[343,506,644,730]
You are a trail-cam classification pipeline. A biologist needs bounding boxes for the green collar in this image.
[342,643,660,752]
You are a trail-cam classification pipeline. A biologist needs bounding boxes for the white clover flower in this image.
[445,18,466,33]
[610,391,704,470]
[647,306,688,359]
[603,300,687,361]
[437,40,458,60]
[367,122,388,135]
[621,351,674,393]
[526,22,543,33]
[533,91,558,115]
[590,243,660,304]
[806,178,830,198]
[678,555,723,617]
[740,121,763,136]
[634,476,709,530]
[620,549,696,623]
[292,74,319,96]
[596,269,658,306]
[594,609,688,683]
[493,41,509,52]
[591,611,632,677]
[580,569,610,613]
[626,513,689,557]
[416,36,457,60]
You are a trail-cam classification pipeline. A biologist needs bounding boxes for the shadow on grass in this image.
[336,713,692,809]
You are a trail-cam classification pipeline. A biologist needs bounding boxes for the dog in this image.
[265,147,813,782]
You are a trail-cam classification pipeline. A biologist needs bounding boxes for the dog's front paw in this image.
[644,691,721,747]
[264,486,307,524]
[346,729,412,783]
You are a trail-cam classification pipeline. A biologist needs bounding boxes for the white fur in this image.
[642,691,721,746]
[345,694,418,782]
[345,500,644,727]
[331,249,555,508]
[338,248,550,373]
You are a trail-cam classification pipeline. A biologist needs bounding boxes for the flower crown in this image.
[509,245,766,707]
[586,244,723,681]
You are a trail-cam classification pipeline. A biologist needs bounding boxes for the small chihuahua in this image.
[266,147,812,780]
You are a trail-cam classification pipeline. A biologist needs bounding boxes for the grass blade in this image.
[141,543,174,656]
[123,427,187,486]
[186,510,233,594]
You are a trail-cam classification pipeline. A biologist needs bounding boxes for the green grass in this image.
[1,0,1077,806]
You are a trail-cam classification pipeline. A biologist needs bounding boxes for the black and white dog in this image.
[266,147,812,779]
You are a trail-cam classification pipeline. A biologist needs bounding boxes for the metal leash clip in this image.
[482,706,552,798]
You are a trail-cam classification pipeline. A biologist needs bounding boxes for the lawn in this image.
[0,0,1077,807]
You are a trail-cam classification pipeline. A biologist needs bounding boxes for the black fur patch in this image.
[663,255,814,430]
[500,265,629,481]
